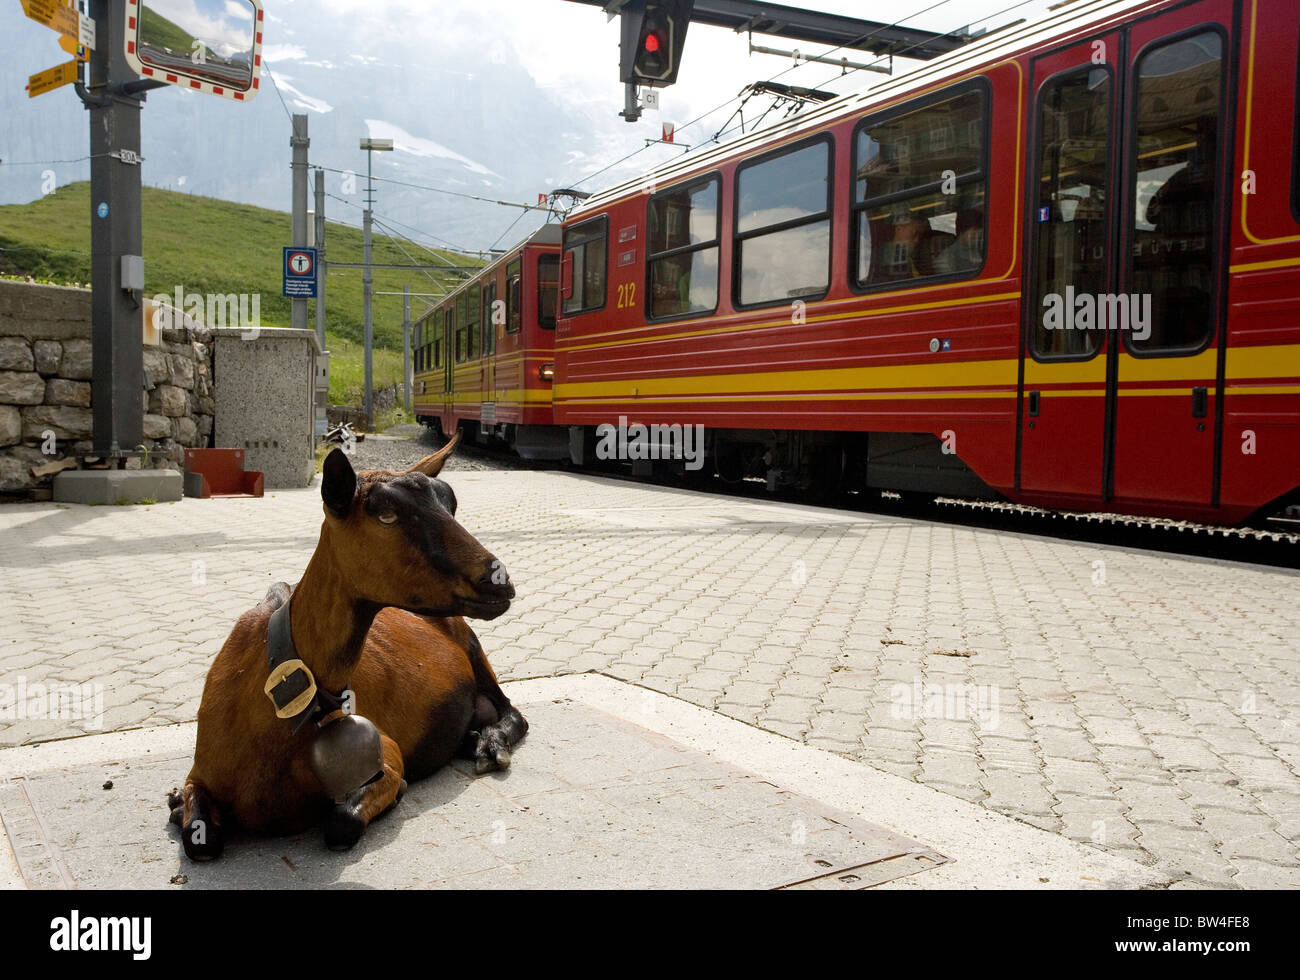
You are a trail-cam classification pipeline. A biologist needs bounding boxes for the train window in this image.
[562,217,608,314]
[538,255,559,329]
[735,139,831,307]
[433,338,441,370]
[647,176,720,319]
[1030,67,1112,360]
[506,259,522,333]
[466,283,481,360]
[449,305,463,363]
[482,280,497,354]
[1127,30,1224,355]
[852,86,987,290]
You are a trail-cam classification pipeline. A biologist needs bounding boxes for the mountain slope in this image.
[0,182,481,403]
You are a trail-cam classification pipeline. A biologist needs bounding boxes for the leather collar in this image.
[265,595,346,733]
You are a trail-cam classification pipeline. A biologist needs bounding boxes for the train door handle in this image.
[1192,386,1207,418]
[1027,390,1041,417]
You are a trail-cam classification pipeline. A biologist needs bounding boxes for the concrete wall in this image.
[0,280,213,496]
[213,328,319,489]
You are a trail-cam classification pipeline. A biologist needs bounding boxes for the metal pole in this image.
[402,284,411,413]
[314,168,326,350]
[619,81,642,122]
[362,147,374,429]
[290,114,309,333]
[88,0,143,459]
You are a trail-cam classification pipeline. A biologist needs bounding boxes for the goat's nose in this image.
[476,561,514,598]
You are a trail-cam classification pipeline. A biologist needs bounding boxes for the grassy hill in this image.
[0,182,481,406]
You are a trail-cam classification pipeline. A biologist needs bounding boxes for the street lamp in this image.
[359,137,394,429]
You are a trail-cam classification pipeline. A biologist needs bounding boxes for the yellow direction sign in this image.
[57,33,88,62]
[27,59,78,98]
[20,0,78,38]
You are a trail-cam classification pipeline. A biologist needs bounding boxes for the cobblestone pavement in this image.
[1,463,1298,888]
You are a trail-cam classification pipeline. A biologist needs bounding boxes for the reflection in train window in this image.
[1128,30,1223,354]
[735,139,831,307]
[854,86,988,290]
[647,176,720,319]
[1031,67,1111,360]
[563,218,608,315]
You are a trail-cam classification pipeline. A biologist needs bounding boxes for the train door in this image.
[482,276,497,423]
[1109,2,1231,506]
[1019,31,1123,497]
[442,308,453,427]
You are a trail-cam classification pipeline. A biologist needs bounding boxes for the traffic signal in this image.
[620,0,694,87]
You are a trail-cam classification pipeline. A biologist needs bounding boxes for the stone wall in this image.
[0,280,213,497]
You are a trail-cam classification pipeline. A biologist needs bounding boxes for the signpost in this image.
[14,0,265,504]
[27,59,78,97]
[21,0,79,38]
[57,34,90,61]
[283,247,318,299]
[21,0,95,48]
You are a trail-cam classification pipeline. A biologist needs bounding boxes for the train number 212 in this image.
[616,282,636,310]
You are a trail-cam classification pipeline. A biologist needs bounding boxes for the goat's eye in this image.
[377,510,398,525]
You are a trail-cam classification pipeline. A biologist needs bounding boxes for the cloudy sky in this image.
[0,0,1061,252]
[271,0,1057,194]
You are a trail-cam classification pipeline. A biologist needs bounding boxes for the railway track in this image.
[368,427,1299,568]
[450,443,1300,571]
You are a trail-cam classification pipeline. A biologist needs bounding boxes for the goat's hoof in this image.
[323,807,366,851]
[474,736,511,775]
[181,820,224,862]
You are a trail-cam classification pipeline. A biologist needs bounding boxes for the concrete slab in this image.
[0,675,1164,889]
[52,469,182,505]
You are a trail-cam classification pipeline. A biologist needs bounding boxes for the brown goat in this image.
[168,433,527,858]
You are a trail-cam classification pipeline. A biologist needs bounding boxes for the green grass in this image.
[0,182,480,406]
[323,333,408,407]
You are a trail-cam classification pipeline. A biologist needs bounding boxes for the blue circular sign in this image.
[97,202,108,219]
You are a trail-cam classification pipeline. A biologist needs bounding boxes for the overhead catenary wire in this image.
[489,209,529,251]
[259,60,296,123]
[567,0,965,190]
[323,191,481,265]
[698,0,1044,145]
[313,165,556,217]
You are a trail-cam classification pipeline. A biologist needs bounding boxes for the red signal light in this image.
[644,32,662,53]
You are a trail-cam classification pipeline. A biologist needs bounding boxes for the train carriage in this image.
[412,225,566,458]
[550,0,1300,525]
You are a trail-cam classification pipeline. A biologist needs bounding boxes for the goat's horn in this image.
[405,429,461,477]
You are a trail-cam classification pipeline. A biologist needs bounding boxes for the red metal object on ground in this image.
[183,449,264,499]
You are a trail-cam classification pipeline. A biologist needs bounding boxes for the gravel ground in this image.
[341,424,553,474]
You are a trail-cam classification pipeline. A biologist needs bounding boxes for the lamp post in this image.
[359,137,393,429]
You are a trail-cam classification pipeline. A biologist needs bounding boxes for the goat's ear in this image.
[322,449,357,518]
[405,429,461,479]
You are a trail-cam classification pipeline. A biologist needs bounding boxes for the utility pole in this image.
[313,167,326,350]
[402,284,411,413]
[51,0,262,505]
[85,0,150,462]
[290,114,309,333]
[359,137,393,430]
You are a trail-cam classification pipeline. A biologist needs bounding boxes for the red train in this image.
[417,0,1300,525]
[412,225,566,459]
